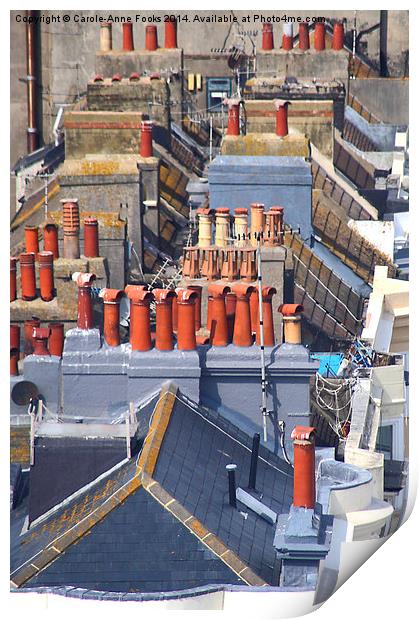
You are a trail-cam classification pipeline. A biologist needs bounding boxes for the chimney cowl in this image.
[99,288,124,303]
[72,271,96,287]
[278,303,303,316]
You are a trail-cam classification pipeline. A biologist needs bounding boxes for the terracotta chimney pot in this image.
[176,289,198,350]
[99,288,124,347]
[291,426,316,508]
[43,223,59,259]
[207,283,230,346]
[125,285,153,351]
[232,283,254,347]
[154,288,176,351]
[38,251,55,301]
[20,253,37,301]
[48,322,64,357]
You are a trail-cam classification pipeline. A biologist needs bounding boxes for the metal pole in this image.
[248,432,260,490]
[209,115,213,162]
[44,176,48,219]
[256,233,268,442]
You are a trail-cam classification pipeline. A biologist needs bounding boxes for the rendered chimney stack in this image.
[187,285,203,331]
[43,223,59,259]
[32,327,51,356]
[25,226,39,255]
[250,203,265,247]
[226,99,240,137]
[140,120,153,158]
[122,22,134,51]
[291,426,316,509]
[72,272,96,330]
[10,257,17,302]
[197,208,213,247]
[282,23,293,51]
[262,23,274,51]
[165,18,177,48]
[145,24,158,51]
[154,289,176,351]
[298,23,310,50]
[274,100,290,138]
[62,199,81,259]
[234,208,248,247]
[24,318,40,355]
[100,289,124,347]
[208,284,230,346]
[215,208,231,247]
[20,252,37,301]
[232,283,254,347]
[99,22,112,52]
[332,21,344,50]
[278,303,304,344]
[38,251,55,301]
[256,286,277,346]
[226,464,237,508]
[125,285,153,351]
[314,22,325,51]
[176,289,198,350]
[84,217,99,258]
[48,322,64,357]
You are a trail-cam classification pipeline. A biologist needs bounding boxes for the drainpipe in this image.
[214,208,231,247]
[256,286,277,347]
[187,285,203,331]
[282,23,293,51]
[122,22,134,51]
[48,322,64,357]
[314,23,326,51]
[84,217,99,258]
[43,223,59,259]
[125,285,153,351]
[165,19,177,49]
[99,289,124,347]
[332,21,345,51]
[72,272,96,330]
[278,303,304,344]
[145,25,158,51]
[25,226,39,255]
[154,289,176,351]
[10,258,17,302]
[24,318,40,355]
[26,10,38,153]
[262,23,274,51]
[32,327,51,356]
[38,251,54,301]
[62,199,80,259]
[291,426,316,509]
[232,283,254,347]
[234,208,248,246]
[20,253,37,301]
[274,100,290,138]
[140,120,153,158]
[298,23,310,50]
[176,289,198,351]
[99,22,112,52]
[208,284,230,346]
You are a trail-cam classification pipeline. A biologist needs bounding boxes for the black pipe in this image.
[248,433,260,490]
[226,464,237,508]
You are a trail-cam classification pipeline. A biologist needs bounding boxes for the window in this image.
[376,425,393,460]
[206,77,232,112]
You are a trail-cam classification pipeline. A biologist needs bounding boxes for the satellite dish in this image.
[11,381,39,406]
[119,296,131,328]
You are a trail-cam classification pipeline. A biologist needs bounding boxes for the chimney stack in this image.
[100,289,124,347]
[282,23,293,50]
[140,120,153,158]
[214,208,231,247]
[332,21,344,50]
[278,303,304,344]
[314,22,325,51]
[43,223,59,259]
[24,318,40,355]
[32,327,51,356]
[232,283,254,347]
[262,23,274,51]
[25,225,39,255]
[256,286,277,347]
[99,22,112,52]
[298,23,310,50]
[176,289,198,350]
[62,199,81,259]
[208,284,230,346]
[48,322,64,357]
[72,272,96,330]
[197,208,213,247]
[250,203,265,247]
[122,22,134,51]
[38,251,55,301]
[187,285,203,331]
[84,217,99,258]
[125,285,153,351]
[165,18,177,48]
[20,253,37,301]
[291,426,316,509]
[274,100,290,138]
[10,257,17,302]
[226,99,240,136]
[154,289,176,351]
[234,208,248,246]
[145,24,158,51]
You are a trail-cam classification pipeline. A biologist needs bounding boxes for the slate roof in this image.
[11,383,294,595]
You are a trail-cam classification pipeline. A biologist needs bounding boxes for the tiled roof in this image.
[11,383,294,593]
